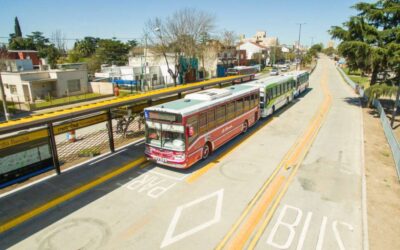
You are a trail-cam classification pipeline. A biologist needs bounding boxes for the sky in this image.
[0,0,369,49]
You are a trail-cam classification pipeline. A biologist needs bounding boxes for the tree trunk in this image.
[370,65,379,86]
[391,72,400,128]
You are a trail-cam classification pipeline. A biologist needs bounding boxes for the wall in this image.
[89,81,114,95]
[0,73,28,102]
[129,53,176,85]
[49,70,88,97]
[238,42,264,60]
[202,46,218,78]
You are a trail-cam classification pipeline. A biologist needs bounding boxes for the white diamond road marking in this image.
[160,189,224,248]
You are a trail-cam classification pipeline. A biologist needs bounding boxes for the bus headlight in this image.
[173,153,186,161]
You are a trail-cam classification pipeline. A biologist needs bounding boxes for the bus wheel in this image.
[202,143,211,160]
[242,120,248,133]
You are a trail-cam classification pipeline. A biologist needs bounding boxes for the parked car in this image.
[270,68,279,76]
[281,65,290,72]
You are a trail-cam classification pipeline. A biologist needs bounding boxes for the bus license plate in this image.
[154,157,167,163]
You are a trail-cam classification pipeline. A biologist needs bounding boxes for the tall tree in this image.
[74,37,99,57]
[14,17,22,37]
[51,30,67,54]
[146,8,215,85]
[95,39,129,66]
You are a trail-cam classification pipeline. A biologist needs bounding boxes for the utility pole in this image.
[296,23,306,70]
[310,36,314,48]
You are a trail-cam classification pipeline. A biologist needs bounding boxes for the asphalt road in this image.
[1,56,365,250]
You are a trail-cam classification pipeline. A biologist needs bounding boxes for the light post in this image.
[140,33,148,92]
[296,22,306,70]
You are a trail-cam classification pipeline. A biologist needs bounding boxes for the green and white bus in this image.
[286,70,310,97]
[244,75,296,117]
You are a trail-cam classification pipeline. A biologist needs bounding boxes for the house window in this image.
[67,79,81,92]
[9,85,17,95]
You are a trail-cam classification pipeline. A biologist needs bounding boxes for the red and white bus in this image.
[144,85,260,168]
[226,66,259,83]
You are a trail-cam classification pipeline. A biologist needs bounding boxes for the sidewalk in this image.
[0,140,146,248]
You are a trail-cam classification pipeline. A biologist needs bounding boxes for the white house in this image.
[237,41,268,60]
[0,68,88,103]
[129,50,177,85]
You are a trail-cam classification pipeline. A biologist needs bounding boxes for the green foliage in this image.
[39,44,60,68]
[323,47,337,56]
[78,147,101,157]
[127,40,138,49]
[73,37,99,58]
[14,17,22,37]
[67,38,134,73]
[95,39,129,65]
[27,31,49,50]
[365,83,397,104]
[329,0,400,85]
[309,43,323,55]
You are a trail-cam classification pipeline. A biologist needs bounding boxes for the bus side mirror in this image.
[187,126,194,137]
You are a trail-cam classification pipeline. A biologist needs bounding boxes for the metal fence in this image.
[337,66,400,180]
[373,100,400,180]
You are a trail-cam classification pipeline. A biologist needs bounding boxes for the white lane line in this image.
[160,189,224,248]
[89,149,127,165]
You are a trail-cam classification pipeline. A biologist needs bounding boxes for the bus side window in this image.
[226,102,235,121]
[244,96,250,111]
[250,94,255,107]
[199,112,207,135]
[216,105,226,126]
[236,98,243,116]
[187,115,199,144]
[207,109,215,131]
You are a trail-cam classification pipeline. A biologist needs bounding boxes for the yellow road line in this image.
[247,69,332,249]
[218,66,331,249]
[0,157,147,234]
[216,87,327,249]
[225,176,285,250]
[215,134,302,250]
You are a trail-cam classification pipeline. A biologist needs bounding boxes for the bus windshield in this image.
[145,121,186,151]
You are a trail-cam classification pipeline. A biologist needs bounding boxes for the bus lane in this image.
[6,64,325,249]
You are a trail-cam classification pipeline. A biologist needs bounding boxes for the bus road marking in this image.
[161,189,224,248]
[266,204,355,250]
[124,171,178,198]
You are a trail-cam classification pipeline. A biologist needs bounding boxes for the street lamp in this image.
[296,22,306,70]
